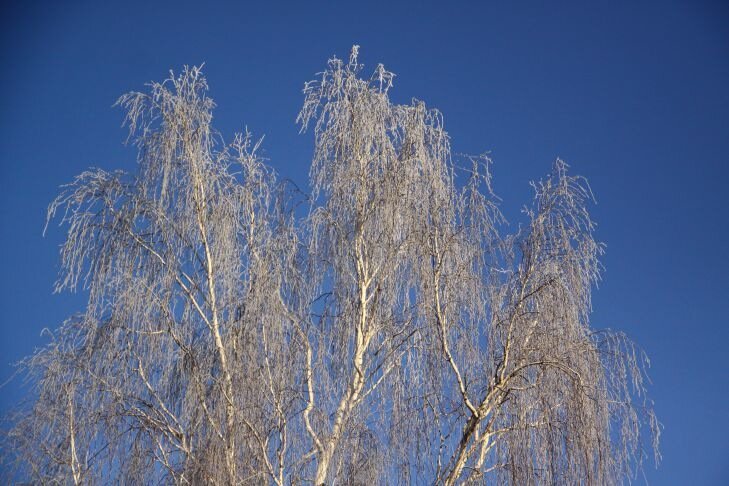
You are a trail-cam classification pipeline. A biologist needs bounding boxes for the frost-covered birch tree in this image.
[2,47,659,485]
[2,67,309,484]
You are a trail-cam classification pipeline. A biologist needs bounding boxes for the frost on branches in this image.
[2,47,659,485]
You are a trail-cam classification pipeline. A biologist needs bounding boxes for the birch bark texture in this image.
[2,48,659,485]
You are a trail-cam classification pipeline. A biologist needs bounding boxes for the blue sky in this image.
[1,1,727,483]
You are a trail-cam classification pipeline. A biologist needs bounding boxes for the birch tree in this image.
[2,48,659,485]
[2,67,308,484]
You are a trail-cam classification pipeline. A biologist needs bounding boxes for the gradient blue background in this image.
[1,1,727,483]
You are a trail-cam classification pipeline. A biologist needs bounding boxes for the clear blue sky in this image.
[1,1,727,483]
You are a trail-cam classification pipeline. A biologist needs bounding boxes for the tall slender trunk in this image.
[68,388,82,486]
[315,233,371,485]
[191,157,237,482]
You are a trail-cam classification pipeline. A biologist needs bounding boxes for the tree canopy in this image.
[2,47,659,485]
